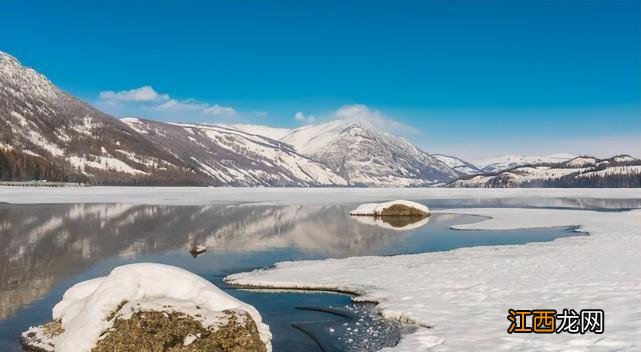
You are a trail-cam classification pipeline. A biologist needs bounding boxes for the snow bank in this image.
[349,200,429,216]
[42,263,271,352]
[226,208,641,351]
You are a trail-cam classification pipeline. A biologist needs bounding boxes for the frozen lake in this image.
[0,199,589,351]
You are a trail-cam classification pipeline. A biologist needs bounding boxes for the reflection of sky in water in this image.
[0,201,596,351]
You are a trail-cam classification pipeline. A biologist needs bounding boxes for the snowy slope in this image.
[279,119,460,186]
[0,51,461,187]
[229,124,291,141]
[0,51,198,184]
[433,154,480,175]
[0,51,345,186]
[450,155,641,188]
[121,118,347,186]
[473,153,575,173]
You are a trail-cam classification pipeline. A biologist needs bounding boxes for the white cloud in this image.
[331,104,417,135]
[99,86,169,102]
[154,99,236,116]
[204,104,236,116]
[294,111,316,123]
[97,86,236,117]
[155,99,206,112]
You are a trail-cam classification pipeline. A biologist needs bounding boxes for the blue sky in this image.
[1,0,639,159]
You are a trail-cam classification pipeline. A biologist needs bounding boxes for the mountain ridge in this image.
[472,153,576,173]
[1,51,455,186]
[1,50,638,188]
[449,155,641,188]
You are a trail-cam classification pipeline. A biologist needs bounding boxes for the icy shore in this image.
[226,208,641,351]
[1,187,640,205]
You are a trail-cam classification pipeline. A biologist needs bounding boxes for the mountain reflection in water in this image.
[0,203,431,319]
[0,202,581,331]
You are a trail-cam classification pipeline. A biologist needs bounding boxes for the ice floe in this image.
[226,207,641,351]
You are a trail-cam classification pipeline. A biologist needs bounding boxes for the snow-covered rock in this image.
[350,200,430,217]
[21,263,271,352]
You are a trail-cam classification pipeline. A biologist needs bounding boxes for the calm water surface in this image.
[0,202,588,351]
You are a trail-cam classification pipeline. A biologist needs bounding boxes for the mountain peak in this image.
[0,51,58,101]
[280,118,459,186]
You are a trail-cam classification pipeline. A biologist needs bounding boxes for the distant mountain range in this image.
[1,51,639,187]
[449,155,641,188]
[472,153,577,173]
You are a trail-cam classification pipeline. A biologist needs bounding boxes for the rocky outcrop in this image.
[349,200,430,217]
[21,263,271,352]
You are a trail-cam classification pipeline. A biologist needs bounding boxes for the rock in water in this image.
[21,263,271,352]
[349,200,430,217]
[190,244,207,257]
[379,203,428,217]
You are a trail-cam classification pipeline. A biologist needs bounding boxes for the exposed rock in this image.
[93,308,266,352]
[380,204,428,217]
[22,320,63,352]
[23,308,266,352]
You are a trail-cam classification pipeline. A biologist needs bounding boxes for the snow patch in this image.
[68,155,147,175]
[226,207,641,351]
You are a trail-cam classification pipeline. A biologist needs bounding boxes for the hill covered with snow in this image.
[472,153,576,173]
[0,51,462,187]
[278,119,460,186]
[1,50,637,188]
[449,155,641,188]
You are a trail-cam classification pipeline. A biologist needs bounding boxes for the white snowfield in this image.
[226,207,641,351]
[349,200,430,216]
[1,187,641,205]
[33,263,271,352]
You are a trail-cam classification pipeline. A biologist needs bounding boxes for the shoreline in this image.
[226,207,641,351]
[1,187,640,206]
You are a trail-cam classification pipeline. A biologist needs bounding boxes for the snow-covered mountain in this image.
[449,155,641,188]
[0,51,347,186]
[433,154,480,175]
[1,51,464,187]
[121,118,347,186]
[0,51,200,184]
[276,119,460,186]
[4,50,637,188]
[473,153,576,173]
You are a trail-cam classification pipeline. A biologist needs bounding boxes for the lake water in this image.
[0,202,586,351]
